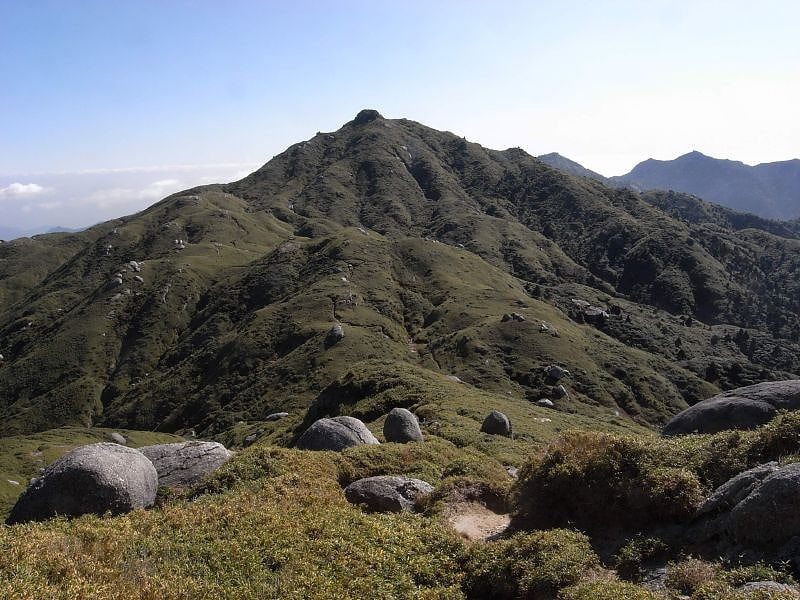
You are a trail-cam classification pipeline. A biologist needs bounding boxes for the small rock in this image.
[505,466,519,478]
[128,261,141,272]
[265,412,289,421]
[383,408,423,443]
[536,399,555,408]
[296,416,379,451]
[501,312,526,323]
[552,384,568,399]
[344,475,432,513]
[480,410,512,436]
[737,581,797,594]
[446,375,463,384]
[108,432,127,445]
[133,275,144,283]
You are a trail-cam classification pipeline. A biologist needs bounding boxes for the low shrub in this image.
[558,580,659,599]
[666,558,721,595]
[614,536,668,580]
[462,529,598,599]
[511,431,703,533]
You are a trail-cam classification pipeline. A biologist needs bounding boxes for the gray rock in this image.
[110,276,123,287]
[501,312,526,322]
[325,323,345,346]
[544,365,571,380]
[297,416,379,451]
[243,429,264,447]
[344,475,433,512]
[536,399,555,408]
[730,463,800,546]
[480,410,512,436]
[446,375,463,383]
[265,412,289,421]
[7,443,157,524]
[108,432,127,445]
[697,462,781,517]
[505,465,519,478]
[553,384,568,399]
[128,260,141,272]
[663,380,800,436]
[383,408,423,443]
[737,581,798,594]
[138,441,233,488]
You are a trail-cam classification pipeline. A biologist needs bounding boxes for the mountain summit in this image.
[1,111,800,441]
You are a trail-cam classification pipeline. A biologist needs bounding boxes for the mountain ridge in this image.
[1,110,799,442]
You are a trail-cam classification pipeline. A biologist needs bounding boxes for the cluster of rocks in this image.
[571,298,609,323]
[6,440,233,525]
[501,312,526,323]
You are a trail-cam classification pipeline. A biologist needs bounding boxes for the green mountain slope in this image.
[1,110,799,440]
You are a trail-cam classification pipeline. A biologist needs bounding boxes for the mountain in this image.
[2,110,800,445]
[536,152,608,182]
[610,150,800,220]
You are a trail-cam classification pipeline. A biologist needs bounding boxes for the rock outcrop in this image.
[7,443,157,524]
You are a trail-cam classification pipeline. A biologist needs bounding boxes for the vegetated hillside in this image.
[610,150,800,220]
[2,110,800,441]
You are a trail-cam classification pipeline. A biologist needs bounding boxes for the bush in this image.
[666,558,721,595]
[462,529,598,599]
[511,413,800,536]
[723,562,795,587]
[558,580,659,599]
[614,536,668,580]
[511,431,703,533]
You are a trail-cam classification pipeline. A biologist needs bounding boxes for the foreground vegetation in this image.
[2,412,800,598]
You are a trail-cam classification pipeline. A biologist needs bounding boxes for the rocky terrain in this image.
[3,111,800,598]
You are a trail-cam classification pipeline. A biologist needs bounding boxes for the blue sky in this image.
[1,1,799,233]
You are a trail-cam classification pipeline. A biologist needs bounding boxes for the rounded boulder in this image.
[480,410,512,436]
[663,380,800,436]
[297,416,379,451]
[138,441,233,488]
[344,475,433,512]
[383,408,423,443]
[7,443,157,525]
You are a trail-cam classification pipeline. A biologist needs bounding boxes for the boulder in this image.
[730,463,800,546]
[243,430,264,447]
[108,432,127,445]
[344,475,433,512]
[383,407,423,443]
[536,399,555,408]
[138,441,233,488]
[325,323,345,347]
[544,365,571,380]
[696,462,780,517]
[297,416,379,451]
[480,410,512,436]
[663,380,800,436]
[7,443,157,524]
[553,384,568,399]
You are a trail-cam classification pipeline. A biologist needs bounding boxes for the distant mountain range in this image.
[537,151,800,220]
[0,225,83,241]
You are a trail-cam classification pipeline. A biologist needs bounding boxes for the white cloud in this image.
[0,182,47,198]
[84,178,184,208]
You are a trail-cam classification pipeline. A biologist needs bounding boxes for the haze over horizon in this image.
[2,0,799,233]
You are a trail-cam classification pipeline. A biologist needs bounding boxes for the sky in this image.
[1,0,799,234]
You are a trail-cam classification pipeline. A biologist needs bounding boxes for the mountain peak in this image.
[351,109,384,126]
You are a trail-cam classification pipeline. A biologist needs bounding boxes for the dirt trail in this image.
[445,502,510,542]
